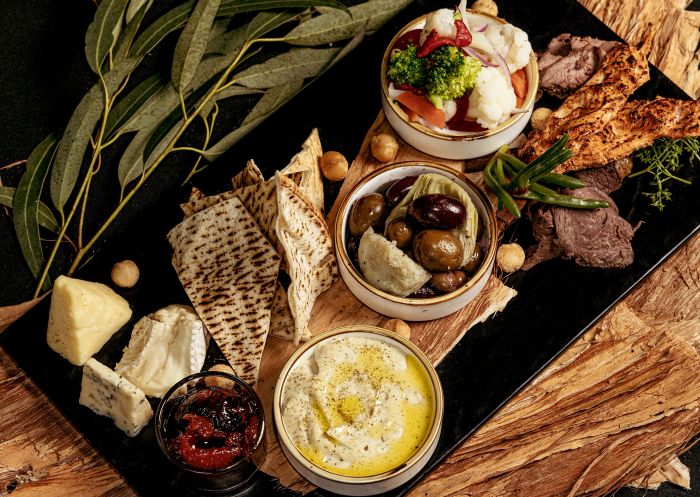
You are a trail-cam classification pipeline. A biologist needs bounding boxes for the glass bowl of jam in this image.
[155,370,266,493]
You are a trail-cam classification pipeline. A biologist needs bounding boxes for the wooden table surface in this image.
[2,1,700,496]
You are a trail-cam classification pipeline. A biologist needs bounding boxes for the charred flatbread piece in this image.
[280,128,324,213]
[521,33,652,162]
[231,159,264,190]
[167,196,280,384]
[275,172,337,344]
[269,283,311,342]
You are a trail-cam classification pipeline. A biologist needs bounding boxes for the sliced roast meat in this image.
[572,157,633,193]
[538,34,619,99]
[524,187,635,270]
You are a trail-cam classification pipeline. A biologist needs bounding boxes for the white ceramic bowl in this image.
[335,162,497,321]
[273,326,443,496]
[381,11,539,160]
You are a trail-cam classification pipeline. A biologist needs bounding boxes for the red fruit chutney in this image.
[166,385,261,471]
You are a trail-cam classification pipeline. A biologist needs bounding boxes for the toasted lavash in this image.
[280,128,324,213]
[167,196,280,384]
[270,283,310,342]
[275,172,337,344]
[231,159,264,190]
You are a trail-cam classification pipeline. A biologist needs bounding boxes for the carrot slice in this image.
[395,92,446,128]
[511,68,528,106]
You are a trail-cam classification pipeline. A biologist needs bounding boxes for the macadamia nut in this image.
[497,243,525,273]
[111,260,139,288]
[472,0,498,17]
[204,363,236,387]
[319,151,349,182]
[371,133,399,163]
[383,318,411,339]
[531,107,553,130]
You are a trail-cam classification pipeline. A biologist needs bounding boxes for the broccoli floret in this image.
[426,46,481,108]
[387,44,428,88]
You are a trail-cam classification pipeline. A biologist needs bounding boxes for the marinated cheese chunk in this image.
[79,358,153,437]
[47,275,132,365]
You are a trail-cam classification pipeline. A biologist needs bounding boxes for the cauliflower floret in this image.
[420,9,457,45]
[466,66,516,129]
[443,99,458,122]
[484,23,531,72]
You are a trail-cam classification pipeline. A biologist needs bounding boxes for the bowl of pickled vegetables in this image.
[380,4,538,159]
[335,162,497,321]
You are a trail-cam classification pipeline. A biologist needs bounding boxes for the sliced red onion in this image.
[464,46,498,67]
[476,23,488,32]
[494,53,512,90]
[387,83,405,100]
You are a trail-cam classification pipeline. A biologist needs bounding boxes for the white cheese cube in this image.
[47,275,132,365]
[79,358,153,437]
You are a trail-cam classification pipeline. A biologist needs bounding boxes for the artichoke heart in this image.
[358,228,431,297]
[389,173,479,266]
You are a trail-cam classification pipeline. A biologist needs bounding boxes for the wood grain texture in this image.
[0,348,136,497]
[578,0,700,98]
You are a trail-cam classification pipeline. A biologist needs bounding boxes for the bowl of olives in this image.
[335,162,497,321]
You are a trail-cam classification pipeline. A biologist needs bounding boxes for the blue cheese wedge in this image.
[47,275,132,365]
[79,358,153,437]
[115,305,208,398]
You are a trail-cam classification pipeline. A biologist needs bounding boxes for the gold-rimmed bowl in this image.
[273,325,444,496]
[380,11,539,160]
[335,162,497,321]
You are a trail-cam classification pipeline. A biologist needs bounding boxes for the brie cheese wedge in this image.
[115,305,208,398]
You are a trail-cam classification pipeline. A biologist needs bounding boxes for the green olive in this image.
[463,244,484,274]
[386,219,414,248]
[412,230,464,272]
[430,270,468,293]
[348,193,388,236]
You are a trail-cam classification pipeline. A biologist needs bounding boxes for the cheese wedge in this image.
[47,275,132,365]
[116,305,208,398]
[79,358,153,437]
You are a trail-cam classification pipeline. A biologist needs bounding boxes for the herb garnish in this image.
[630,138,699,210]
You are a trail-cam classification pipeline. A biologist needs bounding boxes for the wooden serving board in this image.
[255,111,518,492]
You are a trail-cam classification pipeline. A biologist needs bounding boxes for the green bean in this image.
[516,189,609,210]
[507,134,570,191]
[484,159,521,218]
[497,152,585,189]
[494,158,508,186]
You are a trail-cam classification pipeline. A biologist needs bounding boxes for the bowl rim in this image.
[273,325,444,484]
[154,370,266,475]
[335,161,497,306]
[380,10,540,142]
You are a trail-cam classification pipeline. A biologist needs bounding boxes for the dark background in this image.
[1,0,699,496]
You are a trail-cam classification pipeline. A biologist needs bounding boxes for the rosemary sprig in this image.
[630,137,699,211]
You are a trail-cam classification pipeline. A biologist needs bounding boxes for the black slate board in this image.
[1,1,699,496]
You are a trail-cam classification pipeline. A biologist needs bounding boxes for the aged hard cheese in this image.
[115,305,208,398]
[79,358,153,437]
[47,275,132,365]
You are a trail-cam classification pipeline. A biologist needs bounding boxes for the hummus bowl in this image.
[335,162,497,321]
[380,11,539,160]
[273,326,443,496]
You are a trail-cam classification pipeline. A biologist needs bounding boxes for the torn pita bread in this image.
[275,172,337,344]
[270,283,311,342]
[188,186,205,202]
[231,159,264,190]
[280,128,324,213]
[167,196,280,384]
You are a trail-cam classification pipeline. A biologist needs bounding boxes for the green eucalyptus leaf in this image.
[131,1,195,56]
[113,0,152,62]
[203,80,303,160]
[13,133,60,289]
[172,0,222,93]
[235,47,339,88]
[0,187,59,234]
[50,58,140,214]
[218,0,348,16]
[85,0,130,74]
[245,10,300,40]
[284,0,410,46]
[105,74,165,139]
[199,86,264,117]
[126,0,152,23]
